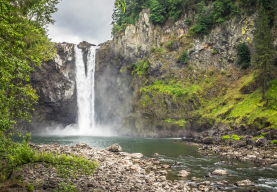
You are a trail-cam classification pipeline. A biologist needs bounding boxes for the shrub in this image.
[220,70,226,75]
[261,132,265,136]
[253,135,264,140]
[232,135,240,140]
[166,40,173,49]
[271,139,277,144]
[211,0,239,23]
[209,70,214,76]
[27,183,35,191]
[186,18,192,26]
[149,0,166,24]
[160,42,164,46]
[211,49,218,54]
[151,46,157,53]
[237,42,251,69]
[222,135,230,140]
[180,50,189,64]
[188,65,192,70]
[132,60,149,77]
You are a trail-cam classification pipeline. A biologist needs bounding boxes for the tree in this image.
[252,7,275,99]
[0,0,58,136]
[149,0,166,24]
[115,0,126,13]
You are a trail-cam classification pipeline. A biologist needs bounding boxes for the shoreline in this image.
[1,140,276,192]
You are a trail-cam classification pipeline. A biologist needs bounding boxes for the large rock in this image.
[235,179,255,187]
[255,138,269,147]
[177,170,190,177]
[106,143,123,152]
[212,169,227,175]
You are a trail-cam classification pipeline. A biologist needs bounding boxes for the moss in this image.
[164,118,187,127]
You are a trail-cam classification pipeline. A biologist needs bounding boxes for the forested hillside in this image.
[96,0,277,136]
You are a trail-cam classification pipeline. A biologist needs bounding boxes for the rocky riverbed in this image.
[0,142,266,192]
[182,127,277,166]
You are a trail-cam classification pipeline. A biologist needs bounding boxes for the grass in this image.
[135,52,277,130]
[164,118,187,127]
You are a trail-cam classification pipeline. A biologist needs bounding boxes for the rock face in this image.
[95,7,277,137]
[17,43,78,133]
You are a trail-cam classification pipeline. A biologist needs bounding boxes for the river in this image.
[25,135,277,192]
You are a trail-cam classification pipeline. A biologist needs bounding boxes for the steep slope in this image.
[17,43,78,133]
[96,3,277,137]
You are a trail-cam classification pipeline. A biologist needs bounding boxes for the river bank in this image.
[1,139,276,192]
[182,127,277,166]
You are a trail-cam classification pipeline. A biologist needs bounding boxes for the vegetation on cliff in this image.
[112,0,275,36]
[116,0,277,133]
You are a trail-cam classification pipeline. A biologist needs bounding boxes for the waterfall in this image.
[75,45,96,133]
[46,44,114,136]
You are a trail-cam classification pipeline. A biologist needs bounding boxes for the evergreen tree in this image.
[252,7,275,99]
[149,0,166,24]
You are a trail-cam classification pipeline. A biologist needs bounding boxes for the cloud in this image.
[48,0,115,45]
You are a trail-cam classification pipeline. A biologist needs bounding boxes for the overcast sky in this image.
[48,0,115,45]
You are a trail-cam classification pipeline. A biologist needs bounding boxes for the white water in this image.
[75,45,96,134]
[44,45,115,136]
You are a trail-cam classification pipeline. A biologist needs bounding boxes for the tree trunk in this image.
[263,62,266,100]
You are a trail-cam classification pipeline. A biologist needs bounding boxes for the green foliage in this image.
[186,18,192,26]
[211,49,218,54]
[132,59,149,77]
[166,40,173,49]
[115,0,126,13]
[220,70,226,75]
[149,0,166,24]
[0,136,97,180]
[191,15,213,37]
[0,0,57,137]
[54,182,78,192]
[179,50,189,64]
[261,132,265,136]
[253,135,264,140]
[164,118,186,127]
[222,135,230,140]
[211,0,239,23]
[209,70,214,76]
[271,139,277,144]
[27,183,35,192]
[252,7,275,99]
[188,65,192,70]
[232,135,240,140]
[237,43,251,69]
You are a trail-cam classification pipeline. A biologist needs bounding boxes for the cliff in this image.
[17,43,78,133]
[96,7,277,137]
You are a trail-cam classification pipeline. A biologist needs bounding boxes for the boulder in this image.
[203,138,213,145]
[153,153,159,157]
[255,138,269,147]
[233,141,247,148]
[235,179,255,187]
[177,170,190,177]
[212,169,227,175]
[106,143,122,152]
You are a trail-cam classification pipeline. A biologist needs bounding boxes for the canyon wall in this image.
[96,8,277,137]
[17,43,78,133]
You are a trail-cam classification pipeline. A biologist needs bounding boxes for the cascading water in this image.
[75,45,96,134]
[46,43,114,136]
